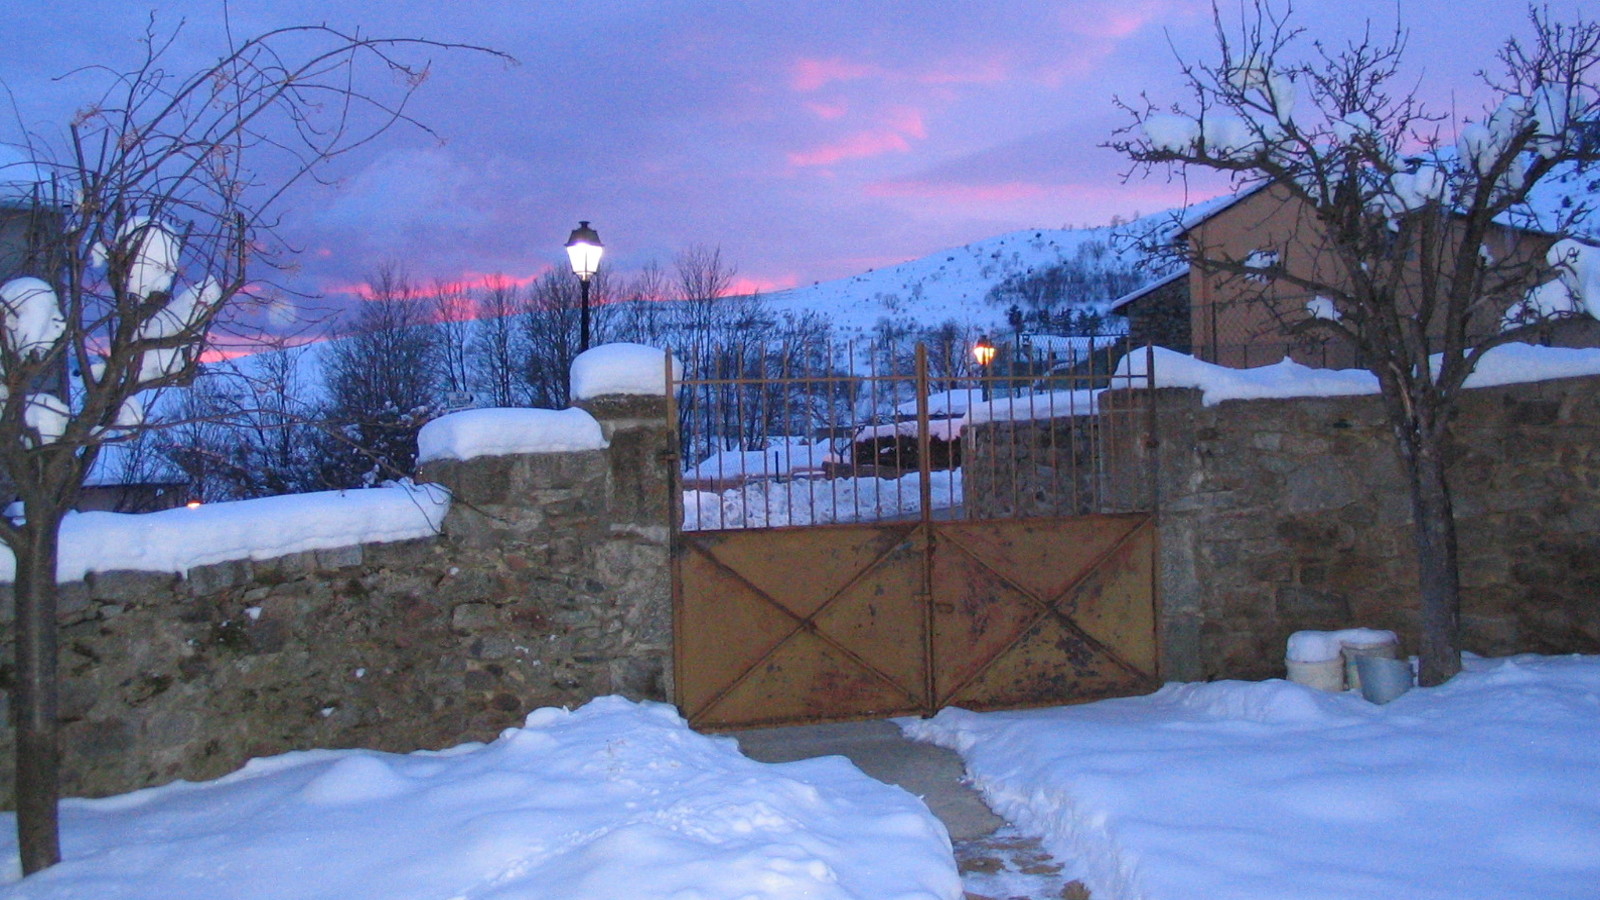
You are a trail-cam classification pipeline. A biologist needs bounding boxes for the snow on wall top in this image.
[1118,343,1600,406]
[570,343,679,400]
[0,482,450,583]
[417,408,606,464]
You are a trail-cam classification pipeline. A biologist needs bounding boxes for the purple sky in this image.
[2,1,1590,304]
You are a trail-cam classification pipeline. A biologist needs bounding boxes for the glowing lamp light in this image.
[565,221,604,282]
[973,336,996,368]
[186,500,203,509]
[565,220,604,351]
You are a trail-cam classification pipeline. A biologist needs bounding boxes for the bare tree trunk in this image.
[13,516,62,873]
[1393,424,1464,686]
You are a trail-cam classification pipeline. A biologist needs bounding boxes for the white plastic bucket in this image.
[1355,656,1414,704]
[1285,656,1345,692]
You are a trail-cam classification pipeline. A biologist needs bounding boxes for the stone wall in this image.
[0,393,672,805]
[1096,378,1600,681]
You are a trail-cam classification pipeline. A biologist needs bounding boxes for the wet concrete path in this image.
[733,719,1089,899]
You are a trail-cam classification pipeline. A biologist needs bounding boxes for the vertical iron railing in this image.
[671,337,1155,531]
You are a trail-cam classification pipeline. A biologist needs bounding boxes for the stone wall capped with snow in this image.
[1093,377,1600,681]
[0,391,673,806]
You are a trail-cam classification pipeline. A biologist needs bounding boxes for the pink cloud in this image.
[729,274,799,296]
[863,177,1229,219]
[805,100,849,120]
[788,106,927,168]
[915,56,1010,86]
[791,57,880,92]
[791,53,1013,94]
[865,180,1059,204]
[788,130,914,167]
[1061,0,1185,39]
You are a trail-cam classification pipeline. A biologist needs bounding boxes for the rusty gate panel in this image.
[671,340,1161,731]
[675,522,931,729]
[929,514,1159,711]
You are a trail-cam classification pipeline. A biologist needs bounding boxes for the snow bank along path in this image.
[0,698,962,900]
[905,654,1600,900]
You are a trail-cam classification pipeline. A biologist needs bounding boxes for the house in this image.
[1112,182,1579,369]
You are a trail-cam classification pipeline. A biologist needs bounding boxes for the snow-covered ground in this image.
[906,653,1600,900]
[3,656,1596,898]
[0,698,961,900]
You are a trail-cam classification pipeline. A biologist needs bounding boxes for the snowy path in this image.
[733,720,1088,900]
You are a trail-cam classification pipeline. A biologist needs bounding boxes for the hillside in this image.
[762,211,1193,340]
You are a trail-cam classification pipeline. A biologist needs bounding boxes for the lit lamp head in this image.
[973,335,996,367]
[565,220,604,282]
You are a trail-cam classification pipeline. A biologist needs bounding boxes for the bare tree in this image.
[320,266,442,486]
[430,278,475,400]
[157,341,326,500]
[0,22,506,870]
[471,273,526,408]
[1111,2,1600,684]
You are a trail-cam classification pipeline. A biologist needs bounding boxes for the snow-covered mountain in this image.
[761,213,1186,339]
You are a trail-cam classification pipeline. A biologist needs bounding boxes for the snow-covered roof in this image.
[852,418,963,443]
[682,438,835,481]
[893,389,979,418]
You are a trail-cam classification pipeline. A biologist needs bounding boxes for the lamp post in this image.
[973,335,995,400]
[565,220,604,351]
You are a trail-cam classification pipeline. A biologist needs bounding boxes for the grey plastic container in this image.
[1355,656,1414,704]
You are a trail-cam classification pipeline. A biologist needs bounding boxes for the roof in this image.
[1109,267,1189,313]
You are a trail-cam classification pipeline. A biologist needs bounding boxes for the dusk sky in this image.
[2,1,1591,305]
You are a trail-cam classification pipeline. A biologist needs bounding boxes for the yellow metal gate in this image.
[671,341,1159,729]
[674,514,1157,729]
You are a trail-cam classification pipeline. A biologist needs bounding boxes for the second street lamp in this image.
[973,335,996,400]
[565,220,604,351]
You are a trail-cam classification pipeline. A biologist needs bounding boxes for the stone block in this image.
[185,559,251,598]
[86,570,180,604]
[314,544,364,573]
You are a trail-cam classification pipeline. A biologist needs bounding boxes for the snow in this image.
[0,697,960,900]
[417,407,607,464]
[1118,343,1600,405]
[569,342,679,400]
[682,439,836,486]
[905,653,1600,900]
[21,393,68,445]
[0,482,449,582]
[683,470,961,530]
[965,389,1101,426]
[0,276,65,358]
[854,418,963,443]
[113,217,181,300]
[894,389,977,418]
[1143,115,1200,154]
[763,218,1172,345]
[1305,295,1339,321]
[138,276,220,341]
[1285,628,1397,664]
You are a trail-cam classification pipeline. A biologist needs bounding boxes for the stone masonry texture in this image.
[1097,377,1600,681]
[0,393,672,806]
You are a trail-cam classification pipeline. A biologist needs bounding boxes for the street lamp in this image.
[973,335,995,400]
[565,220,604,351]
